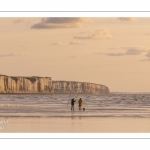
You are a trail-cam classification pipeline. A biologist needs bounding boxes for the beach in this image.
[1,93,150,132]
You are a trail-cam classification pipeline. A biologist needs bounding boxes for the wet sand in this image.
[1,116,150,132]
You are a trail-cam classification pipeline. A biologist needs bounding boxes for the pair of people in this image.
[71,98,82,111]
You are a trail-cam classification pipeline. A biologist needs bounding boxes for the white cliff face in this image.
[52,81,110,94]
[0,75,110,94]
[0,75,52,93]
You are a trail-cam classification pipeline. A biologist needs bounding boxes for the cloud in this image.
[52,40,86,46]
[0,52,29,57]
[107,53,125,56]
[41,18,90,24]
[125,47,147,55]
[140,53,150,61]
[32,24,77,29]
[145,33,150,35]
[94,47,148,57]
[145,52,150,57]
[31,17,90,29]
[13,19,30,23]
[118,17,138,22]
[95,52,126,56]
[52,42,67,46]
[69,41,86,45]
[94,52,125,56]
[95,46,150,62]
[74,29,112,40]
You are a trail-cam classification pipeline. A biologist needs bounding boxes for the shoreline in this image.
[0,115,149,118]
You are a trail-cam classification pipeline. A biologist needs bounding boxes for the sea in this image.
[0,93,148,150]
[0,93,150,118]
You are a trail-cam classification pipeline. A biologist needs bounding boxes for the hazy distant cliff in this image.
[0,75,110,94]
[52,81,110,94]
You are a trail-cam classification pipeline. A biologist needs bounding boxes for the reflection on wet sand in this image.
[1,117,150,132]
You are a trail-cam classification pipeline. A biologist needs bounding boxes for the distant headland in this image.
[0,74,110,94]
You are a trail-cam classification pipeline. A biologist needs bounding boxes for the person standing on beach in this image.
[78,98,82,110]
[71,98,76,111]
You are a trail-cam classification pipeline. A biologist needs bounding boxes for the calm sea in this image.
[0,93,150,118]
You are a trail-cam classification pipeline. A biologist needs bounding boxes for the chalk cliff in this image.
[0,75,110,94]
[52,81,110,94]
[0,75,52,93]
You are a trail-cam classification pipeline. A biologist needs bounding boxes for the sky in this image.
[0,17,150,92]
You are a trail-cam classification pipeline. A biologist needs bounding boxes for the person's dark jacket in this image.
[71,99,76,105]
